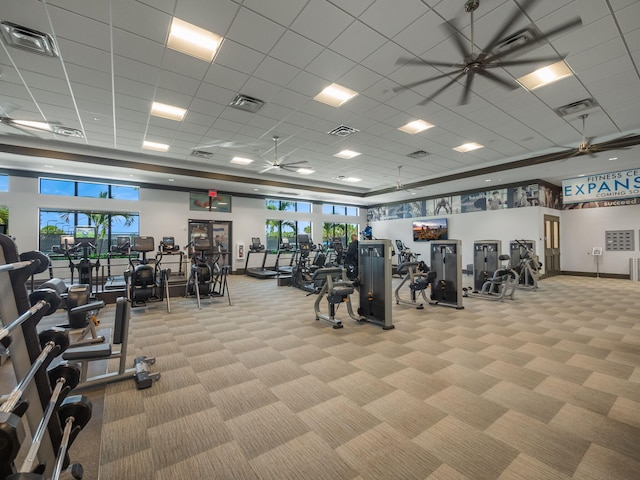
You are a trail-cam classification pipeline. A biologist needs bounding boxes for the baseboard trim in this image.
[560,271,630,280]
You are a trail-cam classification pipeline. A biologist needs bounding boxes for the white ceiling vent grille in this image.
[407,150,430,159]
[0,20,59,57]
[53,126,84,138]
[554,98,599,117]
[191,150,213,159]
[492,25,542,56]
[328,125,359,137]
[228,94,265,113]
[276,191,301,196]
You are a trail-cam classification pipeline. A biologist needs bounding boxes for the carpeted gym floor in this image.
[3,273,640,479]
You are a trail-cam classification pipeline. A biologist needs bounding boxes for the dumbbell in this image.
[29,288,63,316]
[0,296,58,349]
[13,363,81,474]
[0,328,70,467]
[51,395,93,480]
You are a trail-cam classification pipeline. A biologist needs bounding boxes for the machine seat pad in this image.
[331,285,354,297]
[63,343,112,360]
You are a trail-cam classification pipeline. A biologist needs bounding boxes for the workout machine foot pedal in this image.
[134,356,161,390]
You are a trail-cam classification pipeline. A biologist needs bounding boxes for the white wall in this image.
[370,207,541,271]
[2,175,638,276]
[560,203,640,275]
[0,177,366,273]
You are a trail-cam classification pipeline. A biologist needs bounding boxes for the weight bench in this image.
[38,279,105,346]
[61,297,160,390]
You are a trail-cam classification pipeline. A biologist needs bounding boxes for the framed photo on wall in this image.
[189,192,232,212]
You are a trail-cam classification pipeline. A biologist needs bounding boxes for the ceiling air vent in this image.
[407,150,429,159]
[191,150,213,159]
[228,94,265,113]
[53,126,84,138]
[492,26,542,56]
[0,21,59,57]
[328,125,359,137]
[276,191,301,197]
[554,98,599,117]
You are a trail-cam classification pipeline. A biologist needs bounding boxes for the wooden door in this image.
[543,215,561,276]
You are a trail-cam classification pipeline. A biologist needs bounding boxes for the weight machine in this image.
[312,267,362,329]
[394,261,436,309]
[509,239,541,290]
[429,240,464,309]
[357,239,394,329]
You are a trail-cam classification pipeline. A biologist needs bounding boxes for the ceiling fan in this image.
[259,136,308,173]
[393,0,582,105]
[395,166,417,194]
[567,114,634,158]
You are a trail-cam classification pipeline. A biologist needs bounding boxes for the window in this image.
[266,199,312,212]
[322,203,359,216]
[39,208,139,254]
[0,175,8,192]
[265,220,311,250]
[323,222,359,247]
[40,177,139,200]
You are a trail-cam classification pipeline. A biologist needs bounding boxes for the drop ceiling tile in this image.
[160,49,211,80]
[241,0,306,27]
[157,70,202,98]
[269,31,323,69]
[47,6,111,50]
[226,7,286,55]
[215,40,264,75]
[366,0,431,38]
[112,28,165,65]
[329,21,388,64]
[111,0,171,43]
[113,55,161,84]
[173,0,239,35]
[290,1,354,45]
[306,49,357,82]
[253,56,301,86]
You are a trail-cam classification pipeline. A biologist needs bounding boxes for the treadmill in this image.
[245,237,279,279]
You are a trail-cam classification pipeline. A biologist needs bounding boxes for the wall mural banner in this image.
[562,168,640,204]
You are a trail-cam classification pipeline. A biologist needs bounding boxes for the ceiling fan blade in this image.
[477,69,518,90]
[418,71,467,106]
[393,69,465,93]
[281,160,308,167]
[460,72,475,105]
[396,57,463,68]
[482,0,537,56]
[442,19,471,61]
[488,16,582,64]
[490,55,565,67]
[259,164,276,174]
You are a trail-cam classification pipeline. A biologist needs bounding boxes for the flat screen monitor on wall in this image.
[413,218,448,241]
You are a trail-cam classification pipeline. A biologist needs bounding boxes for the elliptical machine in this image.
[63,226,101,295]
[125,236,170,310]
[185,236,231,308]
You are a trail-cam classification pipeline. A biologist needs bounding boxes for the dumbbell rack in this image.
[0,234,62,479]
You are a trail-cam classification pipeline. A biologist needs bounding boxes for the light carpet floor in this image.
[4,274,639,479]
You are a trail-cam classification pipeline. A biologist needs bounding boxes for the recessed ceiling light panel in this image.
[297,168,315,175]
[143,140,169,152]
[230,157,253,165]
[453,142,483,153]
[334,149,361,159]
[342,177,362,183]
[314,83,358,107]
[151,102,187,121]
[398,120,434,134]
[167,18,222,62]
[517,60,573,91]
